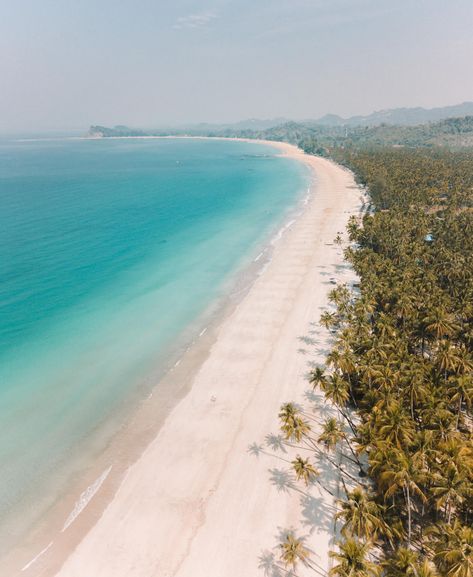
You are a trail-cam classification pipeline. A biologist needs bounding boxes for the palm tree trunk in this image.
[455,393,463,430]
[304,437,365,485]
[447,498,452,525]
[339,408,357,436]
[405,484,412,545]
[343,433,367,476]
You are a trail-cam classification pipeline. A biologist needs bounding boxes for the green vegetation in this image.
[91,116,473,575]
[88,125,148,137]
[279,147,473,576]
[89,115,473,149]
[224,116,473,150]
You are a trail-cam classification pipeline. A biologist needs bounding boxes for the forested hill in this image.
[89,102,473,137]
[213,116,473,151]
[88,116,473,150]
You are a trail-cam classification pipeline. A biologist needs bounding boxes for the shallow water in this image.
[0,137,308,547]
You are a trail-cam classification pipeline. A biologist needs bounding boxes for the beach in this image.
[16,142,362,577]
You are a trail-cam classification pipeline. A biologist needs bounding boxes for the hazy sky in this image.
[1,0,472,132]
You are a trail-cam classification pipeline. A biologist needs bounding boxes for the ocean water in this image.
[0,137,308,547]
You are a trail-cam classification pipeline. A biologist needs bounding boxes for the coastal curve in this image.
[23,142,363,577]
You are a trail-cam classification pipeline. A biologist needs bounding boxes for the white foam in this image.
[62,465,112,532]
[271,219,296,245]
[21,541,53,571]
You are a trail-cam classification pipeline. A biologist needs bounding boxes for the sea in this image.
[0,136,309,552]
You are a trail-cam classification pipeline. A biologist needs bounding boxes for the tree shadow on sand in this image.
[314,346,332,357]
[299,493,336,535]
[269,468,296,493]
[269,468,320,499]
[248,442,265,457]
[265,433,288,453]
[334,263,351,272]
[258,550,295,577]
[259,529,326,577]
[303,389,337,419]
[315,453,343,497]
[259,551,288,577]
[298,335,318,346]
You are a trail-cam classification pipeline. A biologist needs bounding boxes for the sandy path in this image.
[49,145,361,577]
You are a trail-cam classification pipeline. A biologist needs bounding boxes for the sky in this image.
[1,0,472,132]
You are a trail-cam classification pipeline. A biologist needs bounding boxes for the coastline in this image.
[8,141,363,577]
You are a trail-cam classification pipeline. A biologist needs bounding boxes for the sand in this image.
[22,142,363,577]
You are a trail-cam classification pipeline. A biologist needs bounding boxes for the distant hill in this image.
[88,119,290,138]
[202,116,473,151]
[335,115,473,148]
[88,125,148,137]
[88,102,473,151]
[88,113,473,150]
[89,103,473,140]
[314,102,473,127]
[188,103,473,130]
[184,118,290,132]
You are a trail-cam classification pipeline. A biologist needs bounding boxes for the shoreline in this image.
[7,140,363,577]
[1,138,310,574]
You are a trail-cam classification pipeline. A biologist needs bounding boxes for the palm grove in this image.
[278,147,473,577]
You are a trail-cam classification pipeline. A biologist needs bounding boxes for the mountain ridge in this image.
[314,101,473,126]
[89,102,473,137]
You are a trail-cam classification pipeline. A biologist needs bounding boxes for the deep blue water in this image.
[0,137,308,541]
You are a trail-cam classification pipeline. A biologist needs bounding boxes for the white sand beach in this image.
[20,142,363,577]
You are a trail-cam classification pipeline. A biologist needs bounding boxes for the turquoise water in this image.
[0,137,308,544]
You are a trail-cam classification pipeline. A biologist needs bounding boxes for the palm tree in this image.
[321,311,338,330]
[333,345,358,386]
[280,415,311,444]
[292,455,319,486]
[321,373,350,408]
[376,402,416,449]
[403,365,429,420]
[394,294,416,329]
[415,559,440,577]
[383,547,419,577]
[378,449,427,544]
[329,538,381,577]
[430,521,473,577]
[329,284,351,313]
[347,215,360,241]
[279,532,310,570]
[423,308,459,341]
[271,147,473,572]
[317,416,366,475]
[431,462,469,524]
[447,374,473,429]
[358,356,385,391]
[310,366,327,390]
[279,402,298,424]
[336,487,387,541]
[318,417,344,451]
[279,403,311,443]
[320,373,357,434]
[436,342,463,382]
[452,347,473,376]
